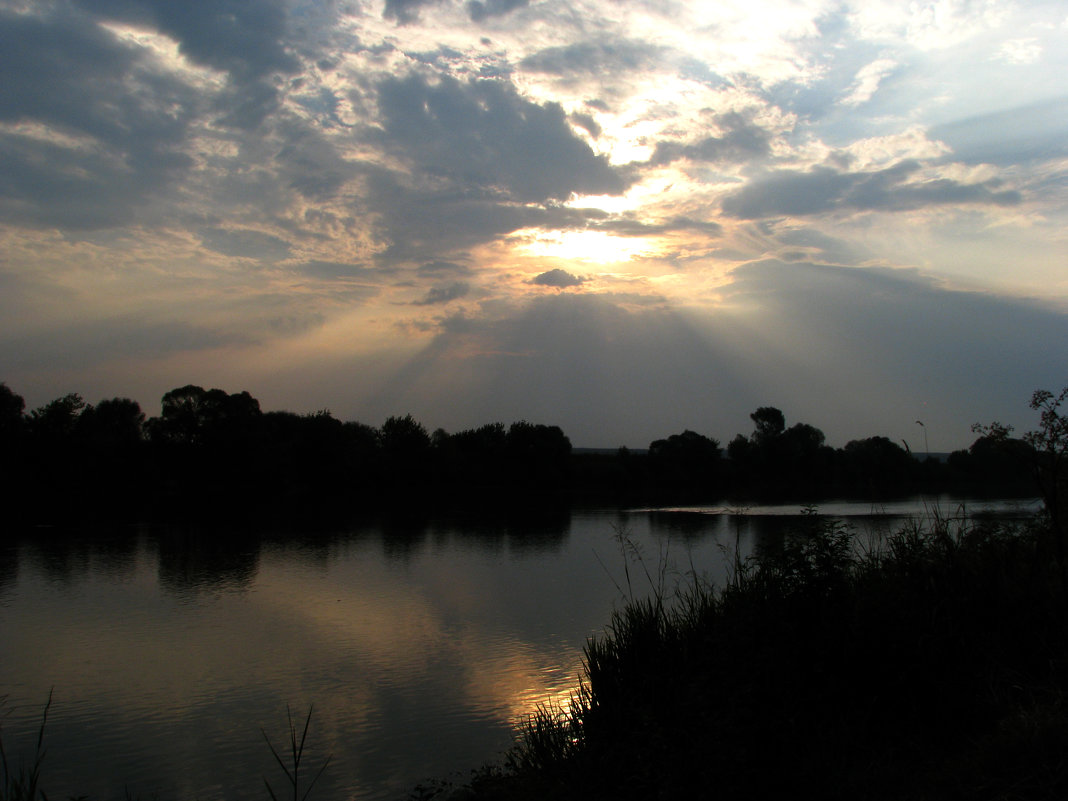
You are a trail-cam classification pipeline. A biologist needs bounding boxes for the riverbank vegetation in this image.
[435,506,1068,801]
[0,381,1044,526]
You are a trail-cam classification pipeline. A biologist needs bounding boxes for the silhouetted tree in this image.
[750,407,786,445]
[506,421,571,490]
[0,382,25,441]
[380,414,431,457]
[29,392,86,443]
[143,385,266,514]
[0,383,27,515]
[1023,386,1068,541]
[435,423,510,492]
[378,414,432,492]
[840,436,915,495]
[78,398,145,448]
[648,430,722,498]
[150,385,262,447]
[727,408,831,498]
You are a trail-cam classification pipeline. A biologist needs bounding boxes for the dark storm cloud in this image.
[71,0,299,80]
[0,9,197,228]
[374,74,626,203]
[363,72,625,263]
[213,79,286,131]
[273,119,359,200]
[467,0,529,21]
[73,0,316,130]
[721,160,1021,219]
[519,39,667,76]
[383,0,441,24]
[650,111,772,166]
[72,0,302,129]
[201,228,292,261]
[367,172,607,262]
[532,269,586,288]
[363,168,550,262]
[413,281,471,305]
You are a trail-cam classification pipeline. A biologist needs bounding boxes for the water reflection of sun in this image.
[510,663,584,725]
[463,640,586,732]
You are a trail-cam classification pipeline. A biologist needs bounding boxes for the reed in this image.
[0,690,51,801]
[261,705,332,801]
[487,510,1068,801]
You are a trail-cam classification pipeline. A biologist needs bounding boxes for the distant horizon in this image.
[7,378,1016,455]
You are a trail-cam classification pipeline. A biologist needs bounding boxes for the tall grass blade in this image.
[262,705,332,801]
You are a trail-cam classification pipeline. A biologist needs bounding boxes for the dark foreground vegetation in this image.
[420,386,1068,801]
[441,512,1068,801]
[0,381,1044,525]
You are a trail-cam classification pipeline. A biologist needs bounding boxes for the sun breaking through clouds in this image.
[1,0,1066,450]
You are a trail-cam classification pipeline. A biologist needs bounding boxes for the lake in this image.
[0,496,1040,801]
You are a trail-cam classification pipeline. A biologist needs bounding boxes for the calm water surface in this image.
[0,497,1039,801]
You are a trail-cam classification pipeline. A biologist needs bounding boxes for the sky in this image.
[1,0,1066,451]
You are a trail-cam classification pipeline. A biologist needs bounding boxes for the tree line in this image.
[0,382,1041,524]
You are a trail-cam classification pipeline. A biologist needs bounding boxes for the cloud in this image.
[69,0,305,130]
[419,261,472,275]
[996,37,1043,65]
[519,39,667,77]
[272,120,359,200]
[930,98,1068,166]
[72,0,299,81]
[413,282,471,305]
[531,269,586,288]
[467,0,529,22]
[649,111,772,167]
[0,9,197,228]
[721,161,1021,219]
[374,74,626,203]
[770,226,869,265]
[383,0,441,25]
[841,58,897,106]
[200,228,292,262]
[569,113,601,138]
[721,258,1067,393]
[590,217,723,237]
[363,169,581,263]
[2,317,253,371]
[295,261,371,281]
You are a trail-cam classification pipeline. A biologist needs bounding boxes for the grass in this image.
[262,705,332,801]
[0,698,331,801]
[433,508,1068,800]
[0,690,51,801]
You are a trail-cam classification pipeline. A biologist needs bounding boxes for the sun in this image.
[516,230,654,265]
